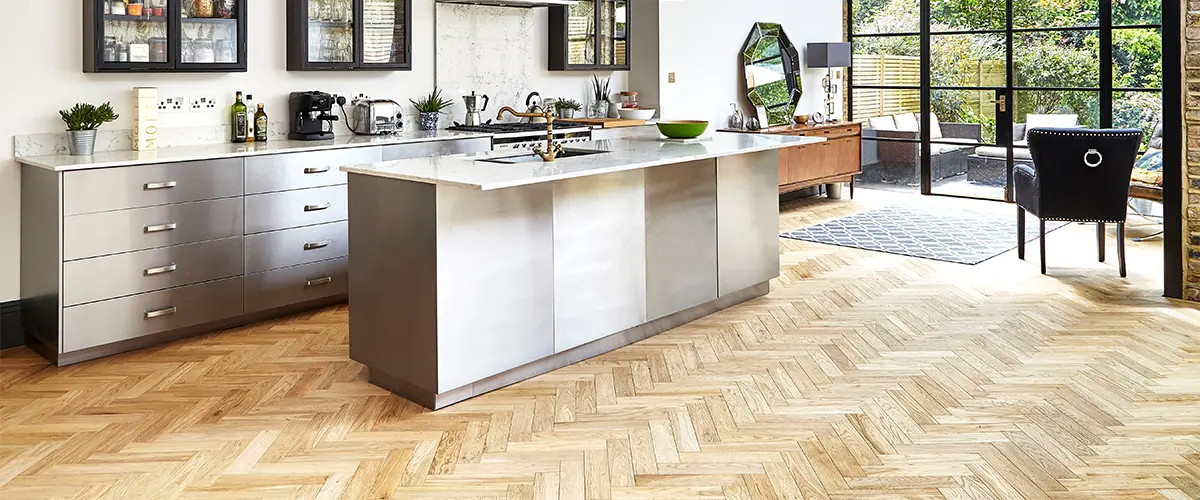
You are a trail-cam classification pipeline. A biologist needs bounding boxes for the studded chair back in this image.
[1022,128,1143,223]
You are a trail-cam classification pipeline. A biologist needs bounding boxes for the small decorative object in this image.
[59,102,119,156]
[590,75,611,119]
[410,87,454,131]
[747,116,761,131]
[104,0,111,14]
[192,0,213,18]
[556,98,582,119]
[111,0,126,16]
[656,120,709,139]
[811,111,825,124]
[727,103,745,130]
[214,0,233,18]
[133,87,158,151]
[741,22,804,126]
[794,114,810,125]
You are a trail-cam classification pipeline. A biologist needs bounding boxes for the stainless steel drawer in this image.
[244,221,348,274]
[62,277,244,353]
[380,137,491,161]
[244,148,379,194]
[244,185,347,234]
[63,197,244,261]
[64,158,244,216]
[244,257,348,314]
[63,237,244,306]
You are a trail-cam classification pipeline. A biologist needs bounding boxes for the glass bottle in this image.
[254,104,268,142]
[231,91,248,143]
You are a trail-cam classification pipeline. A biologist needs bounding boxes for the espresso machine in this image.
[288,91,338,141]
[461,91,490,127]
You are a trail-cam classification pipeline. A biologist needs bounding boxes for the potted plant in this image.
[556,98,582,119]
[590,75,611,118]
[59,102,119,156]
[410,88,454,131]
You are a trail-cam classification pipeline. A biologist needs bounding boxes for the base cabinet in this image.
[20,138,490,365]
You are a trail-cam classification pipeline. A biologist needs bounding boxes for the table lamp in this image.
[807,42,851,122]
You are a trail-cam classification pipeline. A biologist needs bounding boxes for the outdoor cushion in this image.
[975,145,1033,160]
[893,113,919,131]
[932,143,968,155]
[929,113,944,139]
[1023,114,1078,140]
[868,115,897,130]
[1150,121,1163,149]
[1131,148,1164,186]
[937,137,979,145]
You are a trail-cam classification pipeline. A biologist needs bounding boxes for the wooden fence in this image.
[852,55,1005,120]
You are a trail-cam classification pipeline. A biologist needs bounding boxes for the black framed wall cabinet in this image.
[549,0,630,71]
[287,0,412,71]
[84,0,248,73]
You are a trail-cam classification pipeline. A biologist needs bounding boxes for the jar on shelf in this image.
[111,0,126,16]
[127,0,143,17]
[192,0,213,18]
[149,37,167,62]
[116,42,129,62]
[103,36,118,62]
[214,39,234,63]
[619,91,639,109]
[213,0,233,18]
[191,39,215,63]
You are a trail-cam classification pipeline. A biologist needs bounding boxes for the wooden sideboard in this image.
[721,122,862,197]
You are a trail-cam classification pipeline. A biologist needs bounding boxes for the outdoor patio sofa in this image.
[860,112,982,186]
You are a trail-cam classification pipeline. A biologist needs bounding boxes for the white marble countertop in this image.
[341,128,824,191]
[17,129,493,171]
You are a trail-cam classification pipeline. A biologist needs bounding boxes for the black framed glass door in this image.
[849,0,1162,202]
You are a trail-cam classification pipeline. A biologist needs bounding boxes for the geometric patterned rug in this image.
[781,204,1070,265]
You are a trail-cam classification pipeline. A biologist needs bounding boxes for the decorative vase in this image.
[418,112,439,131]
[590,100,610,118]
[67,130,97,156]
[557,108,576,120]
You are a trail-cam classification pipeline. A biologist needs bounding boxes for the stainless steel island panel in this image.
[644,160,719,320]
[716,151,781,296]
[552,170,647,353]
[435,182,556,393]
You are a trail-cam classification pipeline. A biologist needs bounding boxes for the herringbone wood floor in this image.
[2,190,1198,500]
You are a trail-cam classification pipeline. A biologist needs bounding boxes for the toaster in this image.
[350,99,403,135]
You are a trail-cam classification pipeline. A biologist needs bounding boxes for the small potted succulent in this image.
[590,75,611,118]
[556,98,582,119]
[59,102,119,156]
[410,88,454,131]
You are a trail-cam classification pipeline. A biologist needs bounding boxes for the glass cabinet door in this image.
[597,0,627,67]
[567,0,596,66]
[361,0,409,68]
[306,0,355,64]
[180,0,243,67]
[100,0,171,67]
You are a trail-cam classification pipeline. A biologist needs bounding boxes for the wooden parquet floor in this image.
[2,190,1199,500]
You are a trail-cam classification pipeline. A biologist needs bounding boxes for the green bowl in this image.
[656,120,709,139]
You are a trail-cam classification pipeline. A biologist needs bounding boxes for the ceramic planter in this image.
[68,130,97,156]
[419,112,440,131]
[557,107,576,120]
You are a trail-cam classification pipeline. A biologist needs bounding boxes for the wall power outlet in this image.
[158,95,188,113]
[190,96,218,112]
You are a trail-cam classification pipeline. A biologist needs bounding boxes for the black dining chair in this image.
[1015,128,1143,277]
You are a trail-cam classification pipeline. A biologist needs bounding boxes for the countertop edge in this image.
[341,135,826,191]
[16,132,496,172]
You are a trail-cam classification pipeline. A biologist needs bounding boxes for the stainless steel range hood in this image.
[435,0,577,7]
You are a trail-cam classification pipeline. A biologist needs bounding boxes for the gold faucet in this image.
[497,106,565,162]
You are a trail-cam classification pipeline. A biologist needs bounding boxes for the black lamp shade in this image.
[807,42,851,68]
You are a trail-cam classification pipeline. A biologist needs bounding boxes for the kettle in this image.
[525,92,546,123]
[462,91,490,126]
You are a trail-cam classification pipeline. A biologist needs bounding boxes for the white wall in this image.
[0,0,625,302]
[654,0,845,126]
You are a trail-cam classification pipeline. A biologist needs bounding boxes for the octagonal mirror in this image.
[741,22,803,126]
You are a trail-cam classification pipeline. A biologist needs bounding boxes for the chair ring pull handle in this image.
[1083,149,1103,168]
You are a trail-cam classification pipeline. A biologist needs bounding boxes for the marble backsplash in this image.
[436,3,541,123]
[14,115,420,158]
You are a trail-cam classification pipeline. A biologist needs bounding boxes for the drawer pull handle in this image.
[144,306,178,319]
[304,166,331,174]
[304,203,331,212]
[144,181,178,190]
[144,264,178,276]
[144,222,178,233]
[306,276,333,287]
[304,240,331,251]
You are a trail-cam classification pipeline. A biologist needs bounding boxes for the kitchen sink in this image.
[480,148,609,164]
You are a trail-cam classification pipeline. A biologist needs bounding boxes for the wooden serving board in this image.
[565,117,647,128]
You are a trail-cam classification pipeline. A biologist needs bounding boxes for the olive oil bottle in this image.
[231,91,248,143]
[254,104,268,142]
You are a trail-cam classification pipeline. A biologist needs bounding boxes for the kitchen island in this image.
[341,128,823,409]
